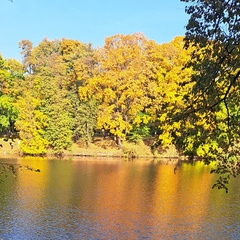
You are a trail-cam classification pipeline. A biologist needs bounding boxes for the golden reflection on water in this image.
[12,157,49,229]
[153,161,215,236]
[4,157,239,239]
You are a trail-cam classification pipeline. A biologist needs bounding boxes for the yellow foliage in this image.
[78,33,159,140]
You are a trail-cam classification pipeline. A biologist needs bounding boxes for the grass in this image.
[0,137,20,157]
[0,136,180,159]
[65,137,179,159]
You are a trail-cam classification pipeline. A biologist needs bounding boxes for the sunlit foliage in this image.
[181,0,240,191]
[79,33,160,146]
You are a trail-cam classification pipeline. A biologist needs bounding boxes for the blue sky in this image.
[0,0,189,60]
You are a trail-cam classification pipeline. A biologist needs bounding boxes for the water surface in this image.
[0,158,239,239]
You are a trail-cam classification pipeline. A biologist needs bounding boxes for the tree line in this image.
[0,35,193,155]
[0,32,237,155]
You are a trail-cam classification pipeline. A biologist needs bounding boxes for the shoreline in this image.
[0,137,189,160]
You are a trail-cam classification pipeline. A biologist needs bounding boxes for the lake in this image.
[0,157,239,239]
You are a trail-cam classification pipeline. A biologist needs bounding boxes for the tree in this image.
[17,38,96,155]
[14,88,48,155]
[22,39,74,155]
[72,99,98,147]
[0,95,17,134]
[19,40,34,74]
[181,0,240,191]
[59,39,97,147]
[79,33,157,146]
[143,37,195,150]
[0,56,23,135]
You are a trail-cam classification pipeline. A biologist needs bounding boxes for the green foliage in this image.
[128,112,151,143]
[128,125,150,143]
[0,95,17,132]
[17,38,95,155]
[44,110,73,154]
[0,55,23,135]
[72,99,98,147]
[40,82,74,155]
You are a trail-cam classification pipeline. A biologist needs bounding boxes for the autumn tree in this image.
[141,37,195,153]
[181,0,240,191]
[79,33,158,146]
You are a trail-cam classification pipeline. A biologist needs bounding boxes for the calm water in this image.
[0,157,239,239]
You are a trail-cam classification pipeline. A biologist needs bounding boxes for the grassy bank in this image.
[0,138,20,157]
[63,137,179,159]
[0,136,180,159]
